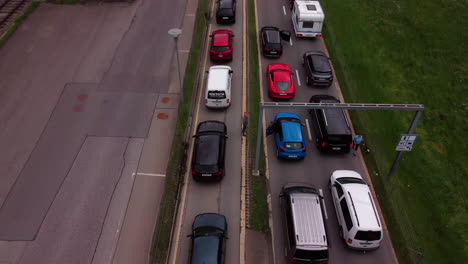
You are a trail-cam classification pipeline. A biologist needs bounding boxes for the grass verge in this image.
[150,0,209,262]
[0,1,40,49]
[321,0,467,263]
[246,0,268,233]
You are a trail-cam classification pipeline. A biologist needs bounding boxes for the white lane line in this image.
[289,38,293,46]
[305,118,312,141]
[319,189,328,219]
[295,69,301,86]
[282,6,286,15]
[132,172,166,177]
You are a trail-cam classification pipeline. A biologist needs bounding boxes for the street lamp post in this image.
[168,28,183,102]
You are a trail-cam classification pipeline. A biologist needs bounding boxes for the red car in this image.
[267,63,296,99]
[210,29,234,62]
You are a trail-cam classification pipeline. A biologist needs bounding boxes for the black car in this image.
[303,51,334,87]
[308,95,352,153]
[191,121,227,181]
[216,0,236,24]
[190,213,227,264]
[260,26,291,57]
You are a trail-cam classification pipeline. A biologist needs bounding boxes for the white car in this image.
[329,170,383,250]
[205,66,232,109]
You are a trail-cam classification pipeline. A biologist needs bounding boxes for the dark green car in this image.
[190,213,227,264]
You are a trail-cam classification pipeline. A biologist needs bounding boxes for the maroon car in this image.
[210,29,234,62]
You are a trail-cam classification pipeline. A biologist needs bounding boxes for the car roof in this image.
[310,96,351,135]
[306,52,331,73]
[192,236,220,264]
[289,192,328,250]
[265,29,280,43]
[344,184,381,229]
[193,213,227,230]
[212,30,231,46]
[281,121,303,142]
[207,67,231,91]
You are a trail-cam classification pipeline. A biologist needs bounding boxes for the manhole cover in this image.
[157,113,168,119]
[73,105,84,112]
[77,94,88,102]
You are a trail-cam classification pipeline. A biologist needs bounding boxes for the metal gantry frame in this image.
[254,102,424,177]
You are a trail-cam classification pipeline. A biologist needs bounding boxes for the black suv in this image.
[216,0,236,24]
[260,26,291,57]
[308,95,352,153]
[303,51,333,87]
[190,213,227,264]
[191,121,227,181]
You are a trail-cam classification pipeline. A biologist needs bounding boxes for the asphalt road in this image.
[168,2,245,263]
[255,1,397,263]
[0,0,188,263]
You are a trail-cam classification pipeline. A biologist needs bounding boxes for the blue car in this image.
[271,112,307,159]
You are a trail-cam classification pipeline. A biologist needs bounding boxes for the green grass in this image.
[150,0,209,262]
[246,0,268,232]
[0,1,40,49]
[321,0,467,263]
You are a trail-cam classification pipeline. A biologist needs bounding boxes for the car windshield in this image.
[276,81,289,91]
[212,46,229,52]
[278,117,300,124]
[284,142,303,150]
[336,177,366,185]
[218,8,233,16]
[355,230,381,241]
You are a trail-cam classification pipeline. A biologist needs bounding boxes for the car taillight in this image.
[226,99,230,104]
[347,238,353,244]
[204,99,208,104]
[214,169,223,176]
[316,34,322,37]
[297,33,303,37]
[191,170,198,175]
[349,143,353,148]
[280,147,285,151]
[321,142,326,147]
[263,47,270,51]
[302,147,306,152]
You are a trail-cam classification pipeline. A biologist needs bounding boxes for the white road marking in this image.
[295,69,301,86]
[282,6,286,15]
[289,38,293,46]
[132,172,166,177]
[305,118,312,141]
[319,189,328,219]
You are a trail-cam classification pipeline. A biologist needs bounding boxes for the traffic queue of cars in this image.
[188,0,383,263]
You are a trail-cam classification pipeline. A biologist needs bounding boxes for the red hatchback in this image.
[210,29,234,62]
[267,63,296,99]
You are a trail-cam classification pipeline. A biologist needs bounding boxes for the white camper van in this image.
[205,66,232,109]
[291,0,324,37]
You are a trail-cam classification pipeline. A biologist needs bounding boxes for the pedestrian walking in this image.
[353,134,363,155]
[242,112,248,136]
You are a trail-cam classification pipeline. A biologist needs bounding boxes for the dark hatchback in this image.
[308,95,352,153]
[191,121,227,181]
[216,0,236,24]
[303,51,333,87]
[260,26,291,57]
[190,213,227,264]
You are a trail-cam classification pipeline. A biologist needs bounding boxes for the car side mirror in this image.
[279,192,284,197]
[209,34,213,37]
[229,70,233,74]
[280,30,291,42]
[206,70,209,73]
